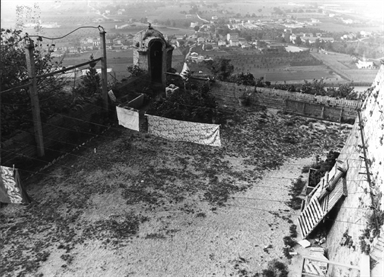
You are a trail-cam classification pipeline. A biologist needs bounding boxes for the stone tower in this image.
[133,24,174,87]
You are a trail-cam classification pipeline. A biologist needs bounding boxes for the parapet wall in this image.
[214,82,360,123]
[325,65,384,275]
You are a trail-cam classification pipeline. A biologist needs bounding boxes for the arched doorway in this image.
[149,41,163,83]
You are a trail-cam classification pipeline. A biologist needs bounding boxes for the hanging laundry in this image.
[0,166,30,204]
[179,62,191,82]
[108,90,117,102]
[146,114,221,147]
[116,106,140,131]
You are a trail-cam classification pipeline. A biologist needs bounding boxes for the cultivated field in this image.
[317,22,383,33]
[59,50,133,81]
[311,52,379,84]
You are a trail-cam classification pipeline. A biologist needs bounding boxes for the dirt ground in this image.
[0,108,351,277]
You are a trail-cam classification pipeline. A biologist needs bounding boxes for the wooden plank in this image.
[308,201,321,222]
[298,217,306,238]
[306,204,318,227]
[311,199,323,219]
[302,273,324,277]
[300,214,310,236]
[301,210,312,235]
[303,207,314,226]
[359,253,370,277]
[302,255,360,270]
[313,199,324,217]
[321,194,329,213]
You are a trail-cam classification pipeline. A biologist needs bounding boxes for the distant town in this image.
[4,0,383,81]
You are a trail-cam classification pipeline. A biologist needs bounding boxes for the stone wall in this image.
[324,65,384,275]
[213,81,360,122]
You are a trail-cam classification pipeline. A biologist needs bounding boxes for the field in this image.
[58,50,133,81]
[311,52,379,84]
[56,44,377,86]
[264,68,336,83]
[191,49,344,84]
[317,22,383,33]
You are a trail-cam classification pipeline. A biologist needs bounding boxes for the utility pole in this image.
[25,37,45,157]
[0,65,2,166]
[99,29,108,112]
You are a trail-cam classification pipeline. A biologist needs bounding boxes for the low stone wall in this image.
[284,99,357,123]
[214,81,359,123]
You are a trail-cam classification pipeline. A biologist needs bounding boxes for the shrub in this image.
[289,225,298,238]
[127,65,147,77]
[262,259,289,277]
[147,83,220,124]
[283,236,297,248]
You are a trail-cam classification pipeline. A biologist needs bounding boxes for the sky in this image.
[1,0,383,25]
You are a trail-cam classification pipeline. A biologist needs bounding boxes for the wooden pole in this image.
[25,38,45,157]
[99,30,108,112]
[0,59,1,166]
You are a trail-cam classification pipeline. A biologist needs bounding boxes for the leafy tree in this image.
[74,67,100,97]
[203,57,234,81]
[194,25,200,32]
[245,35,252,42]
[230,72,256,86]
[300,79,326,95]
[1,29,69,138]
[295,36,302,45]
[148,83,219,124]
[127,65,147,77]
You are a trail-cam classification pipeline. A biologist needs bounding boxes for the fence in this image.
[0,26,111,171]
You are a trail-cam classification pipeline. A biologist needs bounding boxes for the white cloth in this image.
[146,114,221,147]
[108,90,116,102]
[179,62,191,81]
[116,106,139,131]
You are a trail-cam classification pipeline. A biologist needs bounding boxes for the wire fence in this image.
[0,25,114,171]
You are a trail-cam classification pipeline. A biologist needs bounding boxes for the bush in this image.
[147,83,220,124]
[283,236,296,248]
[1,29,72,139]
[262,259,289,277]
[289,225,298,238]
[127,65,147,77]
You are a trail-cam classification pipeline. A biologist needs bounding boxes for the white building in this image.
[356,60,374,69]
